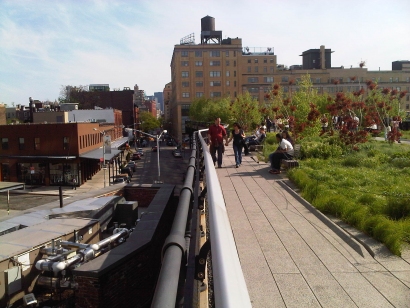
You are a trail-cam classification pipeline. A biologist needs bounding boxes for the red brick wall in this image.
[124,187,159,207]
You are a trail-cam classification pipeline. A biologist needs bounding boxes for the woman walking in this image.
[226,123,246,168]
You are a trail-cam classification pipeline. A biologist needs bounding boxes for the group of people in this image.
[207,117,294,173]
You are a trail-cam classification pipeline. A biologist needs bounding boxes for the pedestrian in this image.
[72,178,77,190]
[207,117,228,168]
[226,122,246,168]
[268,133,294,174]
[266,116,272,132]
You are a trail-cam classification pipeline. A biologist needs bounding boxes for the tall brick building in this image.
[170,16,410,140]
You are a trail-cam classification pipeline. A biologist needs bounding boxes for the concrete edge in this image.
[278,180,381,259]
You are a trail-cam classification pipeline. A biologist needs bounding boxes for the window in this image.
[264,77,274,83]
[196,81,203,87]
[226,60,230,66]
[210,61,220,66]
[210,81,221,86]
[234,81,237,87]
[270,58,274,63]
[394,77,399,82]
[315,78,321,83]
[181,104,190,116]
[226,71,230,77]
[195,71,203,77]
[209,71,221,77]
[196,92,204,98]
[182,81,189,87]
[254,59,258,63]
[254,66,259,73]
[247,59,251,64]
[63,137,69,150]
[270,67,274,73]
[210,92,221,97]
[2,138,8,150]
[248,87,259,93]
[281,76,289,82]
[247,67,251,73]
[182,71,189,77]
[210,50,220,57]
[234,71,236,77]
[19,137,25,150]
[264,59,267,63]
[181,51,188,57]
[195,61,203,66]
[248,77,259,83]
[181,61,189,66]
[234,51,236,57]
[35,138,40,150]
[389,77,393,83]
[225,51,229,57]
[195,51,202,57]
[406,104,410,109]
[406,77,410,82]
[226,80,230,86]
[263,67,267,73]
[182,92,190,98]
[234,60,236,67]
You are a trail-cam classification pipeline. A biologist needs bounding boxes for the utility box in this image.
[114,201,138,228]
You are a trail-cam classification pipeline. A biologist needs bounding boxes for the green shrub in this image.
[341,157,361,167]
[302,142,343,159]
[384,197,410,220]
[391,157,410,168]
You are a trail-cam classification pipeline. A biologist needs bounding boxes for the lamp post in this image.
[133,129,167,183]
[93,128,106,188]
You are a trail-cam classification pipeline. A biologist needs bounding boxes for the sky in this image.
[1,0,409,106]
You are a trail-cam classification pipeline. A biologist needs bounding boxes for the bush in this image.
[391,157,410,168]
[384,197,410,220]
[302,142,343,159]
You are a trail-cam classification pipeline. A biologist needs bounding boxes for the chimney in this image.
[320,45,325,69]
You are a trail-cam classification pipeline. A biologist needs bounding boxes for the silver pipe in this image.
[90,228,129,251]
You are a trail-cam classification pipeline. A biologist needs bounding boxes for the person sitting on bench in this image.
[250,127,266,145]
[268,133,294,174]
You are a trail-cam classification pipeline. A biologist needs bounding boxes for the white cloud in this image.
[0,0,409,105]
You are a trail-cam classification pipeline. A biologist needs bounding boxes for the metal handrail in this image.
[198,129,252,308]
[151,145,197,308]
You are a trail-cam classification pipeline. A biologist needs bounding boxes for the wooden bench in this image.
[283,144,301,169]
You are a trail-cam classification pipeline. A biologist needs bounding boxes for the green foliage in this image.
[139,111,160,132]
[282,140,410,256]
[189,97,232,124]
[230,92,261,131]
[302,141,343,159]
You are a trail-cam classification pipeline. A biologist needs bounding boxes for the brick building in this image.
[0,123,127,186]
[169,16,410,140]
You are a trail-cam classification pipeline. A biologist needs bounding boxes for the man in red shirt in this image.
[207,117,227,168]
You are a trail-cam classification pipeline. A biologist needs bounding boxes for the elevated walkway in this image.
[218,148,410,307]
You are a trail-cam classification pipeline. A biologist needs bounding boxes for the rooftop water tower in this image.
[200,15,222,44]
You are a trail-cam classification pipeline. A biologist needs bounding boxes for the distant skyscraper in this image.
[154,92,164,112]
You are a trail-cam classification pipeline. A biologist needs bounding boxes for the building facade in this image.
[0,123,126,186]
[170,16,410,140]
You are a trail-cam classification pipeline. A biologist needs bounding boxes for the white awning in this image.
[80,148,122,161]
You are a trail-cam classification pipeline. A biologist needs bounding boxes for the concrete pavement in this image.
[218,146,410,307]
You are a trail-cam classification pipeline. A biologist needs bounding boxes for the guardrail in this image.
[151,130,251,308]
[197,129,251,308]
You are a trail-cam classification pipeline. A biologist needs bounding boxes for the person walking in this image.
[226,123,246,168]
[72,178,77,190]
[268,133,294,174]
[208,117,228,168]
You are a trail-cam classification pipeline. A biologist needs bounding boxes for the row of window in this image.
[1,137,69,150]
[248,66,275,73]
[184,60,238,67]
[182,92,221,98]
[182,80,237,88]
[247,58,275,64]
[181,50,237,57]
[182,71,238,78]
[1,134,106,151]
